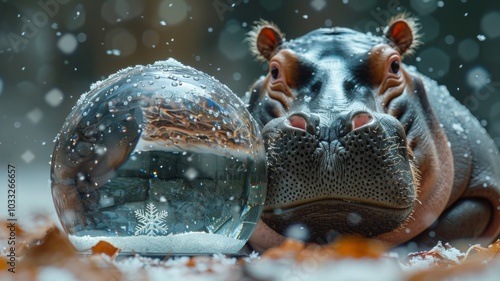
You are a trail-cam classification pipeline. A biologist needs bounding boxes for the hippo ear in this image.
[384,15,421,56]
[248,20,284,61]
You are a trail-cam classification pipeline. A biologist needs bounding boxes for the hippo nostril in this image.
[286,115,308,131]
[351,112,373,130]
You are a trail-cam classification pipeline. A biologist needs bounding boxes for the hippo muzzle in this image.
[261,109,416,241]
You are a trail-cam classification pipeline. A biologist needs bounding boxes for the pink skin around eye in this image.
[267,60,296,110]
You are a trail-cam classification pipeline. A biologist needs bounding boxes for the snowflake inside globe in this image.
[134,202,169,236]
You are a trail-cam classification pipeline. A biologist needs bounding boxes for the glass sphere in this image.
[51,59,267,254]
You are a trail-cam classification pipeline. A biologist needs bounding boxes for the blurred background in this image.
[0,0,499,222]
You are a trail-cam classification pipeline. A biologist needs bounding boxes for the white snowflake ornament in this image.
[134,202,169,236]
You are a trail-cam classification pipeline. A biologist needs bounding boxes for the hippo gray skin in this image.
[246,15,500,252]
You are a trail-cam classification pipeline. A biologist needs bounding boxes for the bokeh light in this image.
[416,47,450,79]
[466,66,490,89]
[101,0,144,23]
[310,0,327,12]
[57,33,78,54]
[158,0,188,26]
[44,88,64,107]
[66,3,85,30]
[26,108,43,124]
[105,28,137,56]
[218,20,247,61]
[481,11,500,39]
[458,38,480,62]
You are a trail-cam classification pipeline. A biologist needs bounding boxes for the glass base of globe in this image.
[69,232,247,254]
[62,150,264,254]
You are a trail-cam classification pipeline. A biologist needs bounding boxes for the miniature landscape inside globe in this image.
[50,59,267,254]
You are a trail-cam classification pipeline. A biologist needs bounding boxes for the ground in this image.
[1,216,499,281]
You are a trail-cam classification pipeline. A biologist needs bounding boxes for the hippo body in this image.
[247,16,500,251]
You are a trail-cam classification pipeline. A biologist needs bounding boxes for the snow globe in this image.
[50,58,267,254]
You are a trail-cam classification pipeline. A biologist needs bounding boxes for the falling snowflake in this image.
[134,202,169,236]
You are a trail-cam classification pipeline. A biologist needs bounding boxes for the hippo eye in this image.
[390,60,400,74]
[271,66,280,80]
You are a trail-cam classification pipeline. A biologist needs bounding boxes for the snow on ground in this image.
[1,219,500,281]
[2,180,500,281]
[3,248,499,281]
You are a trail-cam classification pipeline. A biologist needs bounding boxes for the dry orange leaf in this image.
[407,240,500,281]
[464,239,500,263]
[186,257,197,268]
[18,226,77,267]
[0,257,9,271]
[323,235,387,259]
[407,261,486,281]
[0,221,24,239]
[262,236,387,262]
[262,239,305,259]
[91,240,121,259]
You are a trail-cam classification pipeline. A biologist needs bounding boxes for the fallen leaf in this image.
[186,257,197,267]
[91,240,121,259]
[262,239,305,259]
[406,240,500,281]
[262,236,387,262]
[464,239,500,263]
[0,221,24,239]
[18,226,77,267]
[407,261,487,281]
[324,235,387,259]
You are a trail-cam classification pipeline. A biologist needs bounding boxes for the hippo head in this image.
[247,16,438,244]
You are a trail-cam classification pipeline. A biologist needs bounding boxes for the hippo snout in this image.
[261,110,416,241]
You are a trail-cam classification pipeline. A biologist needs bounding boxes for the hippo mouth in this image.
[262,198,414,242]
[261,111,417,240]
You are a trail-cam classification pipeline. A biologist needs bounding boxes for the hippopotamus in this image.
[246,15,500,252]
